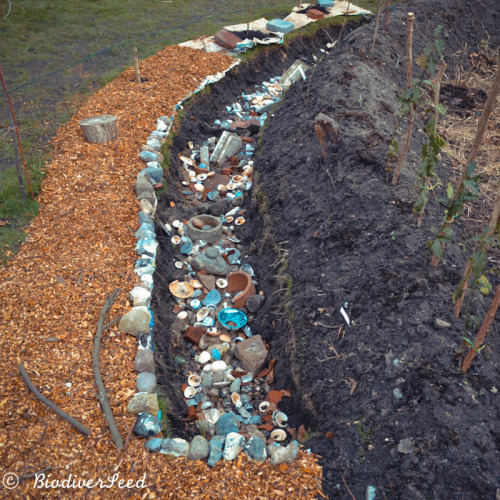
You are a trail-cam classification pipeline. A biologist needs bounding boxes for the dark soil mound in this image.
[153,0,500,497]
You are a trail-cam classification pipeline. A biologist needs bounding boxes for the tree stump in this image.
[80,114,118,143]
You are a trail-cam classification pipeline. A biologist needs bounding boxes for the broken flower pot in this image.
[227,270,256,309]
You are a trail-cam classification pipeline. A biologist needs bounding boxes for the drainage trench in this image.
[151,22,364,459]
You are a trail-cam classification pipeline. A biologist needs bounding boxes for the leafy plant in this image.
[388,24,446,193]
[428,161,481,261]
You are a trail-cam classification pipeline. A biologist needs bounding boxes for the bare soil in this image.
[153,0,500,498]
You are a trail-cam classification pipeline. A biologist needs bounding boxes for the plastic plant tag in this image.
[340,307,350,327]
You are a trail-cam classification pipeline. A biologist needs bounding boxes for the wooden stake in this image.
[133,47,141,84]
[391,12,415,185]
[461,283,500,373]
[431,65,500,266]
[371,0,383,55]
[454,179,500,316]
[417,60,446,227]
[384,0,392,27]
[4,94,26,198]
[0,63,34,198]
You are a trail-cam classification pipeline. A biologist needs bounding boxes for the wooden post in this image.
[384,0,392,27]
[80,114,118,144]
[371,0,383,55]
[392,12,415,185]
[4,94,26,198]
[133,47,141,84]
[461,283,500,373]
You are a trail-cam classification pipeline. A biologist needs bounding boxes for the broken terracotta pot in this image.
[227,270,256,309]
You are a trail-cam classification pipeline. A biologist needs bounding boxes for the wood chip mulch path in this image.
[0,45,324,498]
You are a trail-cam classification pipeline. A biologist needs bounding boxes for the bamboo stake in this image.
[133,47,141,84]
[417,60,447,227]
[392,12,415,185]
[384,0,392,27]
[431,65,500,266]
[454,179,500,316]
[371,0,383,55]
[19,363,91,436]
[461,283,500,373]
[0,63,34,198]
[93,288,123,450]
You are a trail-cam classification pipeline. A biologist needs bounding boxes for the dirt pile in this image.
[153,1,500,497]
[242,0,500,498]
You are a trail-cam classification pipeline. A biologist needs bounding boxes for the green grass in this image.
[0,0,382,265]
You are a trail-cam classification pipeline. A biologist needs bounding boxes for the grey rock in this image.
[208,388,220,398]
[136,372,157,393]
[137,191,156,206]
[127,392,159,415]
[208,435,225,467]
[139,150,163,163]
[266,440,299,465]
[129,286,151,307]
[134,412,161,437]
[161,438,189,457]
[135,176,154,196]
[141,144,157,153]
[134,348,154,373]
[196,419,215,436]
[223,432,246,461]
[398,438,415,454]
[201,372,213,388]
[146,138,162,150]
[208,201,229,217]
[212,370,225,384]
[188,435,210,460]
[139,198,155,215]
[246,425,267,442]
[118,306,151,336]
[190,247,230,276]
[245,436,267,461]
[246,294,265,313]
[145,437,163,452]
[216,412,240,436]
[234,335,269,375]
[229,377,241,394]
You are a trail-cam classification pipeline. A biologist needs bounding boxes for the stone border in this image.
[118,57,308,465]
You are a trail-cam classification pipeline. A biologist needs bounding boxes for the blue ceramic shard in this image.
[180,237,193,255]
[202,289,221,307]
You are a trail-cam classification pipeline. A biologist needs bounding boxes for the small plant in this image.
[428,161,481,261]
[388,24,446,193]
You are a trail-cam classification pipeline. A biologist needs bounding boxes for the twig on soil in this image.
[342,474,357,500]
[461,283,500,373]
[92,287,123,450]
[19,363,91,436]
